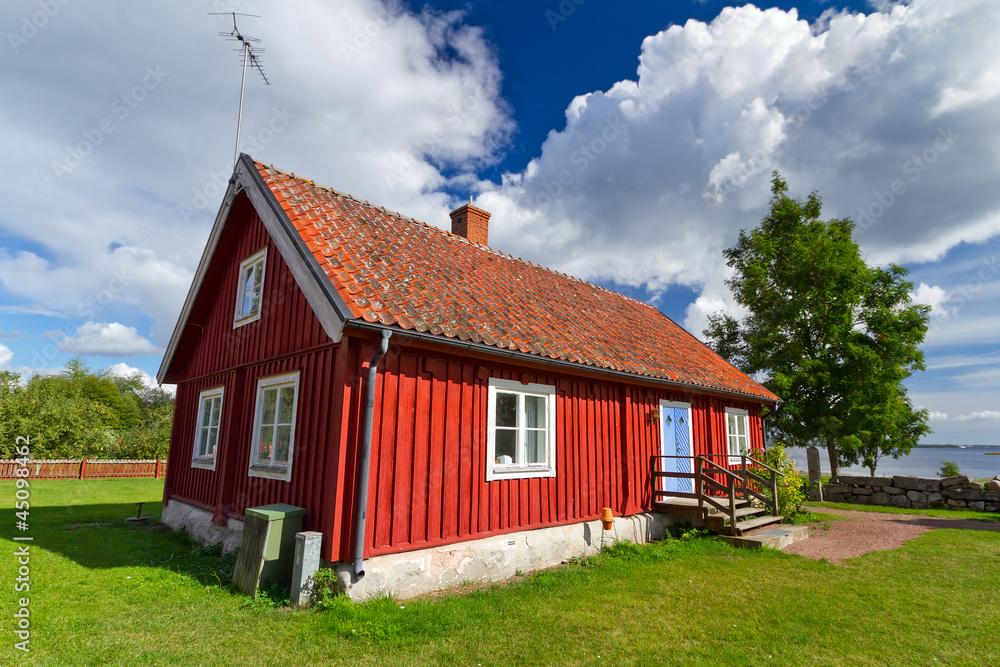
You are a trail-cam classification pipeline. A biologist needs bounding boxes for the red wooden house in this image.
[158,154,779,599]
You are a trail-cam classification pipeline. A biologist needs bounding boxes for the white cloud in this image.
[477,0,1000,318]
[105,362,175,395]
[0,0,512,343]
[0,342,13,369]
[926,411,949,421]
[910,282,950,319]
[955,410,1000,422]
[59,322,161,357]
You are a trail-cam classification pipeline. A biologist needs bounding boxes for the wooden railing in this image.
[651,454,783,536]
[0,459,166,480]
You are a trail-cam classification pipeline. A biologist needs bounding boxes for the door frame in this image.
[659,400,694,495]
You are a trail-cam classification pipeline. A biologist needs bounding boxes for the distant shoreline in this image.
[916,445,999,450]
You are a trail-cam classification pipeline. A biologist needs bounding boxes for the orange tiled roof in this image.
[253,159,778,402]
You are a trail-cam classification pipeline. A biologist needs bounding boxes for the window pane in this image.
[208,428,218,458]
[274,425,291,463]
[251,264,263,313]
[496,392,517,428]
[258,426,273,464]
[728,434,739,455]
[277,386,294,424]
[737,416,747,437]
[201,400,212,428]
[198,428,209,457]
[261,388,277,426]
[524,395,545,428]
[525,430,545,463]
[727,413,737,435]
[495,429,516,463]
[210,398,221,426]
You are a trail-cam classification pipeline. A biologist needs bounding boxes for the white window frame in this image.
[486,378,557,481]
[248,371,300,482]
[191,386,224,471]
[233,247,267,327]
[725,407,751,466]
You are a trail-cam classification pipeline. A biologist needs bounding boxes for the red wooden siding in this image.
[162,193,349,539]
[342,339,769,561]
[170,194,330,383]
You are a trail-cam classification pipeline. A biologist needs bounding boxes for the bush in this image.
[750,444,806,520]
[938,460,961,478]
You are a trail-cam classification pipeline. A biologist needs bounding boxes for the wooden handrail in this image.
[651,453,783,527]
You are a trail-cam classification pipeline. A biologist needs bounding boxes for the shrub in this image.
[938,460,961,478]
[750,444,806,520]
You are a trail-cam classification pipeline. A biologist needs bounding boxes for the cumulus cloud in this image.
[0,0,511,344]
[105,361,175,395]
[0,342,13,369]
[910,282,950,319]
[471,0,1000,337]
[925,411,948,421]
[58,322,161,357]
[954,410,1000,422]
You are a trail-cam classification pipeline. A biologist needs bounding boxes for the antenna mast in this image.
[210,12,270,170]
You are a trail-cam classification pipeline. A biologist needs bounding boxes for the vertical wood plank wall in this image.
[355,344,768,561]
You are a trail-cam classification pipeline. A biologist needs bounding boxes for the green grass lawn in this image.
[2,480,999,666]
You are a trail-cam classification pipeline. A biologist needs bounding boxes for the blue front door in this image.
[661,405,692,494]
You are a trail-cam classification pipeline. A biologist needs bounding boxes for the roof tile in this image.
[252,159,778,401]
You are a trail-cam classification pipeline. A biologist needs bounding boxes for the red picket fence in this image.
[0,459,166,480]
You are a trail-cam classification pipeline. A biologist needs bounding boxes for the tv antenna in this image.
[209,12,271,170]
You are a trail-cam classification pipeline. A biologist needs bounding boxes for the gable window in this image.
[486,378,556,481]
[191,386,224,470]
[234,247,266,326]
[248,372,299,482]
[725,408,750,465]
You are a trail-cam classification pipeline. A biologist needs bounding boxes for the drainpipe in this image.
[353,329,392,580]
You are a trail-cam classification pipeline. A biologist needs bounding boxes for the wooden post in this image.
[769,470,779,516]
[727,475,737,536]
[155,459,162,479]
[79,460,86,480]
[807,446,823,501]
[696,457,704,516]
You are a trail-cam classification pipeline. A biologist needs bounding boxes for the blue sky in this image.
[1,0,998,445]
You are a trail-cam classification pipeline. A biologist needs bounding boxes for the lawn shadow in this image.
[888,516,1000,533]
[9,502,240,593]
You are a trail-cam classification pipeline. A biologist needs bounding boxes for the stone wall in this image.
[824,475,1000,512]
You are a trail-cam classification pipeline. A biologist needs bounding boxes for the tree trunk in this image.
[826,435,841,482]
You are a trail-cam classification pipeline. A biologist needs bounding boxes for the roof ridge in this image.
[254,158,663,315]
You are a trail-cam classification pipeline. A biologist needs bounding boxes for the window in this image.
[248,372,300,482]
[725,408,750,465]
[486,378,556,481]
[191,386,224,470]
[234,248,266,326]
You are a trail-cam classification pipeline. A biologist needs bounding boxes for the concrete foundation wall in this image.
[332,512,678,601]
[161,499,245,554]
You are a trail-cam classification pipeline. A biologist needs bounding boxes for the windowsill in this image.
[248,464,291,482]
[233,312,261,328]
[191,458,216,471]
[487,465,555,481]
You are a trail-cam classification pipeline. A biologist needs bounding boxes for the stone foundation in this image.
[331,512,679,601]
[823,475,1000,512]
[160,498,245,554]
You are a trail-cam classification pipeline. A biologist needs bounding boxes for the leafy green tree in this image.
[0,358,174,460]
[856,389,930,476]
[704,173,930,479]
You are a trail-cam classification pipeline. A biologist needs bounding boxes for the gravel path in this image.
[782,508,1000,563]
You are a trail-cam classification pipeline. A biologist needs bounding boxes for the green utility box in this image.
[233,504,306,595]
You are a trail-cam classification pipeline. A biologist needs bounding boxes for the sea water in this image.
[783,445,1000,480]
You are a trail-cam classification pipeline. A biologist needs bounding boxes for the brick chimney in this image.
[449,201,491,246]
